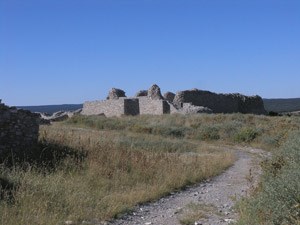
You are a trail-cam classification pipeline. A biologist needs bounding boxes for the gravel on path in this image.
[108,147,267,225]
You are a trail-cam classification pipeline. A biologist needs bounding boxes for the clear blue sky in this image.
[1,0,300,106]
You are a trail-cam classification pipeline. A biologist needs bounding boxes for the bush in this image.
[197,126,220,141]
[234,128,259,143]
[237,131,300,225]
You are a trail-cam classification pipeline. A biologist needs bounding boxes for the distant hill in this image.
[263,98,300,113]
[17,104,83,115]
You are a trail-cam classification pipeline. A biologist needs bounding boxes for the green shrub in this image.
[197,126,220,141]
[234,128,259,143]
[220,120,243,140]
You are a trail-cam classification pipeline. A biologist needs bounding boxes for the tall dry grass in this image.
[2,113,297,225]
[67,114,300,150]
[0,124,235,225]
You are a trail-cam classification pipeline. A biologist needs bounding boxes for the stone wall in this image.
[82,98,139,117]
[138,97,170,115]
[124,99,140,116]
[0,101,40,160]
[82,97,169,117]
[173,89,266,114]
[82,85,267,117]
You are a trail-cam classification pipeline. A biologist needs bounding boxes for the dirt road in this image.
[109,147,267,225]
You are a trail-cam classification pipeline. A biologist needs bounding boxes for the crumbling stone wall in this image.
[164,92,175,103]
[82,85,169,117]
[138,97,170,115]
[107,88,126,100]
[82,85,267,117]
[147,84,164,100]
[82,98,139,117]
[135,90,148,97]
[0,100,40,160]
[173,89,266,114]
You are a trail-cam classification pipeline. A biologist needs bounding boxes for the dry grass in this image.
[67,113,300,150]
[2,113,298,225]
[0,123,235,225]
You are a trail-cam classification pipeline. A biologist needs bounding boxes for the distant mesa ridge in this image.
[17,104,83,114]
[263,98,300,113]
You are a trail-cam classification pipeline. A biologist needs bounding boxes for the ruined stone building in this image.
[82,84,267,117]
[173,89,267,115]
[82,85,171,116]
[0,100,40,160]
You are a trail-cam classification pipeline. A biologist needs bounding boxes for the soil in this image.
[107,147,269,225]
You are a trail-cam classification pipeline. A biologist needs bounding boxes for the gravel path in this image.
[108,147,267,225]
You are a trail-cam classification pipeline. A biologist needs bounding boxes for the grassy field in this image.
[0,113,299,225]
[66,113,300,150]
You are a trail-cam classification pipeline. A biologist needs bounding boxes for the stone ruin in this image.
[147,84,164,100]
[0,100,40,160]
[173,89,267,114]
[135,90,148,97]
[82,85,267,117]
[163,92,175,103]
[107,88,126,100]
[82,84,170,117]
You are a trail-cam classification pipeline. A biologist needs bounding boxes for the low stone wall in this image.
[138,97,170,115]
[82,97,170,117]
[82,98,139,117]
[0,101,40,160]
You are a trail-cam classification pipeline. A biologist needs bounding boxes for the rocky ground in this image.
[107,147,268,225]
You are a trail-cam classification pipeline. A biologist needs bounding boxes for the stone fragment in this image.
[107,88,126,100]
[147,84,163,100]
[135,90,148,97]
[163,92,175,103]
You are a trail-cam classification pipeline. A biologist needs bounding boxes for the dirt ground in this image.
[109,147,268,225]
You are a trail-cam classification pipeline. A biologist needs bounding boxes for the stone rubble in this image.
[39,108,82,123]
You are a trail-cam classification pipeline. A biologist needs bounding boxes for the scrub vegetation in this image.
[0,113,299,225]
[237,131,300,225]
